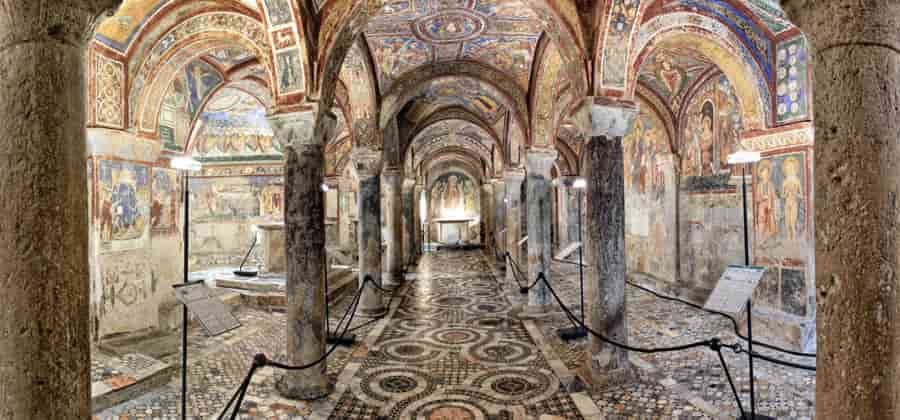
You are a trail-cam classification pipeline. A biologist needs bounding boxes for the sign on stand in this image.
[174,282,241,336]
[704,265,768,314]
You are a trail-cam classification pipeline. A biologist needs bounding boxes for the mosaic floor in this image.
[96,250,815,419]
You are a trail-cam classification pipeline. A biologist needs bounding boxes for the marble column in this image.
[481,182,494,251]
[505,169,525,284]
[556,175,581,250]
[580,100,638,388]
[492,179,507,262]
[402,178,416,267]
[270,109,335,399]
[0,2,119,417]
[780,1,899,417]
[338,177,356,254]
[657,155,679,285]
[354,150,386,317]
[526,149,557,308]
[413,182,425,259]
[382,167,403,286]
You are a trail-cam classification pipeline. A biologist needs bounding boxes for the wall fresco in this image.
[158,59,224,152]
[192,88,282,161]
[151,168,179,233]
[775,36,809,124]
[680,73,742,184]
[97,160,151,252]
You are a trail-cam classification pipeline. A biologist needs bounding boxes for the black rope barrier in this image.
[625,280,817,358]
[535,272,817,372]
[217,274,383,419]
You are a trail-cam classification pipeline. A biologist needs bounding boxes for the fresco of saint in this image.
[781,156,803,240]
[756,160,779,242]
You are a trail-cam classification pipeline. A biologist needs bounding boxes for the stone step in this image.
[90,351,174,413]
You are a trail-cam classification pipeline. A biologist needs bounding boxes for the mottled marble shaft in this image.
[382,170,403,286]
[526,151,556,307]
[505,172,524,285]
[357,174,385,316]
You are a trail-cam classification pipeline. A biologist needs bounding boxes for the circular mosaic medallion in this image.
[468,368,557,404]
[468,340,537,366]
[432,296,471,307]
[413,9,485,44]
[428,327,484,346]
[379,375,419,393]
[490,377,533,395]
[382,340,445,363]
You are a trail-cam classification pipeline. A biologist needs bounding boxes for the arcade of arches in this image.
[0,0,898,418]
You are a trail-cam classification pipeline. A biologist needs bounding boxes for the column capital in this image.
[268,109,335,147]
[0,1,123,47]
[525,147,559,162]
[402,177,417,190]
[351,148,383,178]
[555,175,582,188]
[504,168,526,182]
[490,177,506,186]
[382,166,403,178]
[575,97,638,140]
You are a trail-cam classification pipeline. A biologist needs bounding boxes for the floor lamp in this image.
[558,177,587,341]
[171,156,202,420]
[727,150,772,420]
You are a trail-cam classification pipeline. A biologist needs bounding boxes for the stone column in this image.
[526,149,558,308]
[413,182,425,259]
[338,177,356,253]
[780,2,898,417]
[354,150,386,316]
[0,2,119,418]
[580,100,638,388]
[481,182,494,251]
[657,155,679,284]
[492,179,506,262]
[402,178,416,267]
[269,110,335,399]
[504,169,525,284]
[556,180,570,250]
[382,167,403,286]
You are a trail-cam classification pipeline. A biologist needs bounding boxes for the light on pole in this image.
[170,156,202,420]
[558,177,588,342]
[726,150,771,420]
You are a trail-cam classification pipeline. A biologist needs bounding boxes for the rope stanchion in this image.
[625,280,816,358]
[504,252,530,294]
[216,275,371,420]
[711,341,747,419]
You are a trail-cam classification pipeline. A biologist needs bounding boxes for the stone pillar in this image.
[0,2,119,418]
[354,150,386,316]
[556,180,570,250]
[269,110,335,399]
[580,100,638,388]
[481,182,494,251]
[526,149,558,308]
[504,169,525,284]
[382,167,403,286]
[338,177,356,253]
[492,179,506,262]
[780,2,898,417]
[556,175,582,250]
[657,155,679,284]
[413,182,425,259]
[402,178,416,267]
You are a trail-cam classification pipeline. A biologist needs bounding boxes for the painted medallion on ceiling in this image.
[365,0,542,92]
[638,47,715,113]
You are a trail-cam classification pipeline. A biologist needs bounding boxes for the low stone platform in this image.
[91,351,173,413]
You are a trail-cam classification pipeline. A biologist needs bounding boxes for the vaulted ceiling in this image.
[363,0,544,93]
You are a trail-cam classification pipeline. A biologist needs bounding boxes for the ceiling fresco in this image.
[402,78,508,125]
[410,119,494,169]
[191,87,282,162]
[364,0,543,92]
[95,0,261,53]
[637,46,716,113]
[204,47,257,70]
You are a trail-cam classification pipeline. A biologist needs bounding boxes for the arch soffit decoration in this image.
[129,11,277,136]
[380,64,531,141]
[424,155,485,188]
[406,108,504,162]
[554,136,578,176]
[628,13,772,129]
[413,139,492,173]
[337,36,380,149]
[314,0,589,104]
[183,81,275,154]
[635,83,677,154]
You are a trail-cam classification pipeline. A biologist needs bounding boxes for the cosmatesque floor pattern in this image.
[96,250,814,419]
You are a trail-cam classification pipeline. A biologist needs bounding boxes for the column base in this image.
[276,375,333,401]
[357,306,388,318]
[382,272,403,287]
[586,351,634,391]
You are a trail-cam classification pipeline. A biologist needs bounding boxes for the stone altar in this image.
[257,223,286,273]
